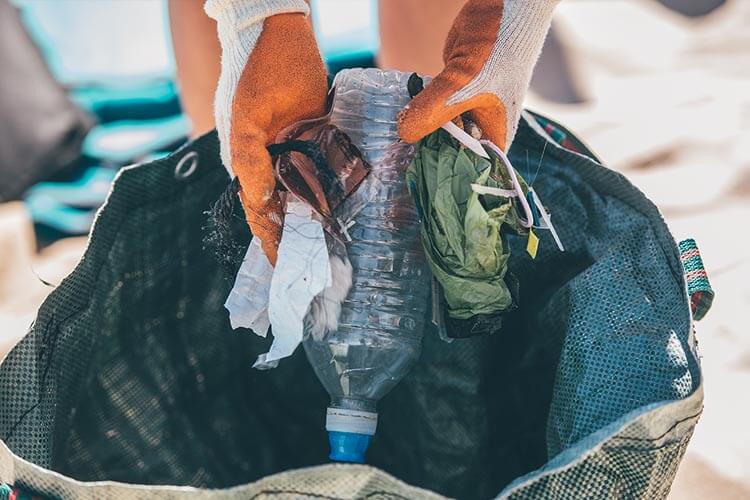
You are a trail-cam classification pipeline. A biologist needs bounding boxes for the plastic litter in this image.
[406,127,527,326]
[253,198,333,369]
[0,101,706,499]
[224,237,272,335]
[301,69,431,463]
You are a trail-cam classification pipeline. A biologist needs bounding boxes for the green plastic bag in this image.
[407,129,528,321]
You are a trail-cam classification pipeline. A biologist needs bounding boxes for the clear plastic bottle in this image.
[302,68,430,463]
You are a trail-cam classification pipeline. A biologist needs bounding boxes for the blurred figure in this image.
[168,0,222,138]
[168,0,727,138]
[0,0,91,202]
[658,0,725,16]
[168,0,467,138]
[170,0,557,264]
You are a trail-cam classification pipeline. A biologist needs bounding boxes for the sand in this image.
[527,1,750,496]
[0,202,86,356]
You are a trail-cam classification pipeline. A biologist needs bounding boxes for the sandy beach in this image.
[528,1,750,496]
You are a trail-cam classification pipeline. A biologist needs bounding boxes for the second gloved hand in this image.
[206,0,328,265]
[398,0,559,152]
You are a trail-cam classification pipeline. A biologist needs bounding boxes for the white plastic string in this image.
[480,140,535,229]
[441,121,490,159]
[529,188,565,251]
[438,119,535,227]
[470,184,517,198]
[438,118,564,251]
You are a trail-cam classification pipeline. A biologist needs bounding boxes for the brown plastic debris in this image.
[274,109,371,219]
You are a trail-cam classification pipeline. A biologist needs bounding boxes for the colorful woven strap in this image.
[0,483,44,500]
[679,239,714,321]
[535,116,582,153]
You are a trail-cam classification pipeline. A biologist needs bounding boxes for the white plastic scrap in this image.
[224,237,272,336]
[529,187,565,252]
[306,252,353,341]
[253,198,332,369]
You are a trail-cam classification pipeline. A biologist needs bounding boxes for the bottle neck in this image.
[330,397,377,413]
[326,405,378,436]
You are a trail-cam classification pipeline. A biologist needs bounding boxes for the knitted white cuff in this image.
[205,0,309,32]
[495,0,559,60]
[205,0,310,177]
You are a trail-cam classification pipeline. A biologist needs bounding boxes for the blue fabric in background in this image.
[312,0,379,71]
[12,0,379,86]
[12,0,379,237]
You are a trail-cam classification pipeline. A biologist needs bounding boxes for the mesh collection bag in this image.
[0,112,705,499]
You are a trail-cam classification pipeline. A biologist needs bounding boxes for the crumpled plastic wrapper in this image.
[406,128,527,321]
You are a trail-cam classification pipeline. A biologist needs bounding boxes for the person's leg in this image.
[168,0,314,138]
[168,0,221,137]
[377,0,466,76]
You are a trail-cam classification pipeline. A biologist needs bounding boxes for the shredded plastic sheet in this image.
[224,237,272,336]
[226,196,350,370]
[224,196,336,370]
[407,129,528,320]
[253,198,332,370]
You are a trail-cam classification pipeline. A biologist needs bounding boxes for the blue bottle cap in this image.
[328,431,371,464]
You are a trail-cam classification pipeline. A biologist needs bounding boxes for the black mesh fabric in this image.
[0,113,702,500]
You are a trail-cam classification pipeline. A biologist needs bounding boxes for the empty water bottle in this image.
[302,69,431,464]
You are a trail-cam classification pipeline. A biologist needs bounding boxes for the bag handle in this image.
[679,238,714,321]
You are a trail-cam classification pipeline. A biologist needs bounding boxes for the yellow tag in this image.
[526,229,539,259]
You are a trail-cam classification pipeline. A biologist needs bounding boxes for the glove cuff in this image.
[497,0,559,59]
[447,0,560,150]
[205,0,310,66]
[204,0,310,77]
[205,0,309,33]
[204,0,310,178]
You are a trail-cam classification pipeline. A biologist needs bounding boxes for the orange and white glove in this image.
[398,0,559,151]
[205,0,328,265]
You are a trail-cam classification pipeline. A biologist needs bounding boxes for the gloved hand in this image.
[205,0,328,265]
[398,0,559,151]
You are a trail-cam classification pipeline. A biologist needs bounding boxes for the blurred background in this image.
[0,0,747,497]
